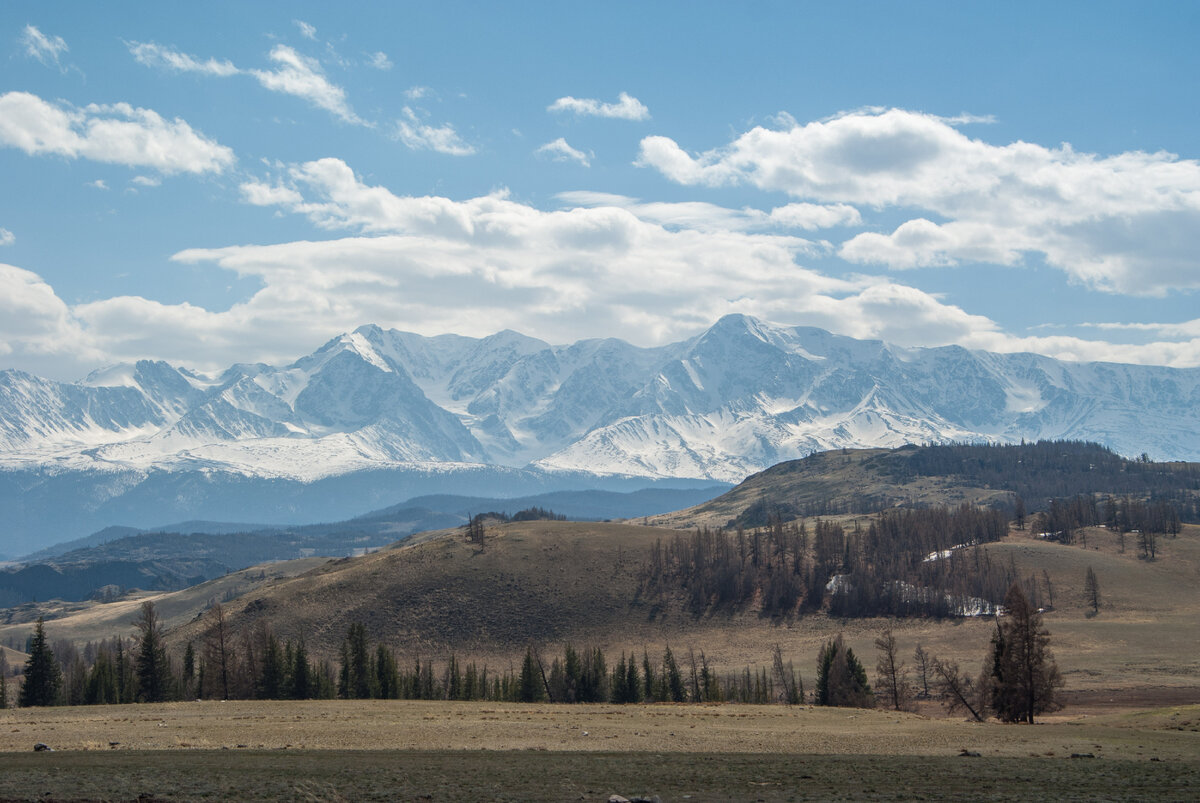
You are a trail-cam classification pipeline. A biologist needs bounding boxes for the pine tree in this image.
[257,633,285,699]
[291,638,311,700]
[181,641,196,698]
[662,646,686,702]
[816,634,873,708]
[19,618,62,707]
[134,601,172,702]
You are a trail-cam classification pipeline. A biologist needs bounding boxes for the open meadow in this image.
[0,699,1198,801]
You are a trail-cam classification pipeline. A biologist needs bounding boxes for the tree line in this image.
[4,584,1061,725]
[639,504,1014,619]
[890,440,1200,523]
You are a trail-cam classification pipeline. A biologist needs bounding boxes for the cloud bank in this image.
[637,108,1200,296]
[4,155,1200,379]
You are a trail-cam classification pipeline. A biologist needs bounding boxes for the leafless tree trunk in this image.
[874,629,913,711]
[933,658,984,722]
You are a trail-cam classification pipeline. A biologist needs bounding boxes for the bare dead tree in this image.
[933,658,984,722]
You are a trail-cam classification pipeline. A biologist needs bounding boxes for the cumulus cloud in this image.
[126,41,239,76]
[0,228,13,246]
[5,155,1200,377]
[368,51,393,70]
[294,20,317,40]
[20,25,69,71]
[251,45,365,125]
[557,191,857,234]
[0,263,104,377]
[0,91,235,175]
[549,91,649,121]
[637,108,1200,296]
[536,137,591,167]
[393,107,474,155]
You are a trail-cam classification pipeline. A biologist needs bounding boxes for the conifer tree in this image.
[985,583,1063,723]
[0,649,8,708]
[19,618,62,707]
[816,634,873,708]
[291,638,312,700]
[134,601,172,702]
[662,646,686,702]
[1084,567,1100,615]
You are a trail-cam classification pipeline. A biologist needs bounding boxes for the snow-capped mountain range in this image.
[5,313,1200,480]
[3,314,1199,552]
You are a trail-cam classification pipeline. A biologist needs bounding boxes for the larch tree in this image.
[874,629,914,711]
[985,583,1063,723]
[1084,567,1100,615]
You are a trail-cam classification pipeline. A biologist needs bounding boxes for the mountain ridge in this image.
[4,315,1200,551]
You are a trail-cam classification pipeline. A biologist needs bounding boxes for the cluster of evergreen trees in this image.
[640,504,1013,618]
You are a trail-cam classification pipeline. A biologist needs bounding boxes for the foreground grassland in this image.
[1,701,1198,801]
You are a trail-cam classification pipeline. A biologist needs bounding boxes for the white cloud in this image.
[0,263,103,377]
[87,179,108,190]
[557,191,856,233]
[0,228,13,246]
[638,108,1200,296]
[536,137,591,167]
[127,41,364,126]
[250,45,365,125]
[20,25,69,71]
[548,91,649,121]
[0,91,235,175]
[368,51,393,70]
[404,86,431,100]
[131,175,162,188]
[294,20,317,40]
[393,107,474,156]
[126,41,239,77]
[6,156,1200,377]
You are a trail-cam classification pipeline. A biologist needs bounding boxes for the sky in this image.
[2,1,1199,380]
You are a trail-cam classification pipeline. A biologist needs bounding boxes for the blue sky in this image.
[2,1,1199,379]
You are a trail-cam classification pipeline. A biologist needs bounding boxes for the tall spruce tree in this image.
[19,618,62,707]
[135,601,172,702]
[816,634,873,708]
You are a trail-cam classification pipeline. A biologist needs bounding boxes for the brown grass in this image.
[5,522,1198,710]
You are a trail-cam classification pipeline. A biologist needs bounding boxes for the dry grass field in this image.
[5,521,1199,702]
[0,700,1197,801]
[1,498,1196,799]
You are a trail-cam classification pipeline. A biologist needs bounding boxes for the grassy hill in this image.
[652,441,1200,529]
[6,442,1198,704]
[149,516,1200,697]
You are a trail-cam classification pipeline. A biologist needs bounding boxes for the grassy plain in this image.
[0,700,1197,801]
